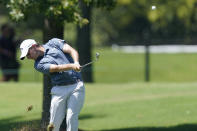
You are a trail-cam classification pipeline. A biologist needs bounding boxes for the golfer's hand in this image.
[73,62,81,72]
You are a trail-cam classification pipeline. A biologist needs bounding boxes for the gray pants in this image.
[49,81,85,131]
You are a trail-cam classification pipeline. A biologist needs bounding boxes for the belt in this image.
[54,79,81,86]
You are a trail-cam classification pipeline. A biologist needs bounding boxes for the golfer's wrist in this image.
[74,61,79,64]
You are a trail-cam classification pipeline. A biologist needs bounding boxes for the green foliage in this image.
[6,0,36,21]
[93,0,197,45]
[84,0,116,10]
[148,0,197,32]
[5,0,84,24]
[3,0,116,26]
[93,0,116,10]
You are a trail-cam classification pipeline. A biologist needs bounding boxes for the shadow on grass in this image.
[100,124,197,131]
[3,115,197,131]
[79,114,106,120]
[0,116,41,131]
[0,114,104,131]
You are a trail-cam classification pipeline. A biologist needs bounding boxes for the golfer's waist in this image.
[53,79,82,86]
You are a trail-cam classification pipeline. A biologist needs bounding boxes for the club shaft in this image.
[80,52,99,70]
[81,61,94,68]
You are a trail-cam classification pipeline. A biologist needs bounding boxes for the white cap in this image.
[20,39,37,60]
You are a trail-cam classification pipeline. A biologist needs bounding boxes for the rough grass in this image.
[1,82,197,130]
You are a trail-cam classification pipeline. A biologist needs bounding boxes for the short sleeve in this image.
[35,62,51,74]
[47,38,66,51]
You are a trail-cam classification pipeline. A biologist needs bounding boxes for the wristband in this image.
[74,61,79,64]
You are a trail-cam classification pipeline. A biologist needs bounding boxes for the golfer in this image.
[20,38,85,131]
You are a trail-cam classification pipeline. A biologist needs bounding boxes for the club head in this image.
[96,52,100,61]
[81,52,100,70]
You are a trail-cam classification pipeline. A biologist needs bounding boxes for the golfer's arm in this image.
[49,64,74,73]
[63,44,79,63]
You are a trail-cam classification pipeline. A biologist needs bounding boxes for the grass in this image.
[1,48,197,130]
[3,48,196,83]
[94,49,197,83]
[1,82,197,130]
[0,83,42,131]
[150,53,197,82]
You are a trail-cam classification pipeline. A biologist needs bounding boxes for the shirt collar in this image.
[43,45,50,56]
[35,45,47,61]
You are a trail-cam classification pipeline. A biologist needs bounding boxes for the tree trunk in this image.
[76,1,93,82]
[41,18,65,129]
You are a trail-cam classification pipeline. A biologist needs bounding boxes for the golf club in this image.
[80,52,100,69]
